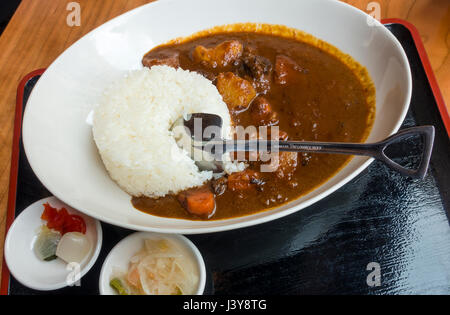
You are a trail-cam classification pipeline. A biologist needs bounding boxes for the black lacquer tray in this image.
[2,21,450,295]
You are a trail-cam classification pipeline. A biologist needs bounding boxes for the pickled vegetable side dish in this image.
[33,203,91,264]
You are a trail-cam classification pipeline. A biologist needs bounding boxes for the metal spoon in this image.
[172,113,435,179]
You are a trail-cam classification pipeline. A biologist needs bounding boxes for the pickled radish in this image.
[56,232,91,264]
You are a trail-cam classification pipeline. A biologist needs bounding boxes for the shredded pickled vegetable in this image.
[111,239,199,295]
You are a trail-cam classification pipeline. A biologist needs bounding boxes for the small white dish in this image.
[99,232,206,295]
[4,196,102,291]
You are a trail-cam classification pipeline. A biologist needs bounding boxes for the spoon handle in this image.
[214,126,435,179]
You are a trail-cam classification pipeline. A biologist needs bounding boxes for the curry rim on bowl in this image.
[92,23,383,222]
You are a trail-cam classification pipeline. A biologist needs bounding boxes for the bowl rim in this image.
[21,0,412,234]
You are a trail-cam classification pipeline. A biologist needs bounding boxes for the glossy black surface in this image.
[0,0,21,35]
[8,23,450,295]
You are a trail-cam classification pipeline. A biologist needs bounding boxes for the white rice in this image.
[93,66,244,198]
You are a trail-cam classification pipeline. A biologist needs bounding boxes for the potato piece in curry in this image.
[192,40,243,69]
[216,72,257,110]
[135,24,375,221]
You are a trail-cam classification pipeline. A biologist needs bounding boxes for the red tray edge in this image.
[381,18,450,137]
[1,68,46,295]
[1,18,449,295]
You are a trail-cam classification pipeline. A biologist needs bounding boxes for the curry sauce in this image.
[133,24,375,220]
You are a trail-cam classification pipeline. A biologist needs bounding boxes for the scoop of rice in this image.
[93,66,244,197]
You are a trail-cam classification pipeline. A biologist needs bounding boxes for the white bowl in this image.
[4,196,102,291]
[22,0,411,234]
[99,232,206,295]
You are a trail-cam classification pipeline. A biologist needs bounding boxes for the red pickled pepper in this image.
[41,203,86,235]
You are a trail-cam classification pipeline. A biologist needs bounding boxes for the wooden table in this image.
[0,0,448,284]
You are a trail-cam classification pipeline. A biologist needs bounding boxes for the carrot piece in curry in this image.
[177,186,216,217]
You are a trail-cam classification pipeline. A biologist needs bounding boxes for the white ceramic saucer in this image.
[4,196,102,291]
[99,231,206,295]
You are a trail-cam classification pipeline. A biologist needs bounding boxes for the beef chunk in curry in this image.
[275,152,299,181]
[240,47,273,94]
[274,54,305,85]
[250,96,278,126]
[227,169,262,192]
[142,51,180,68]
